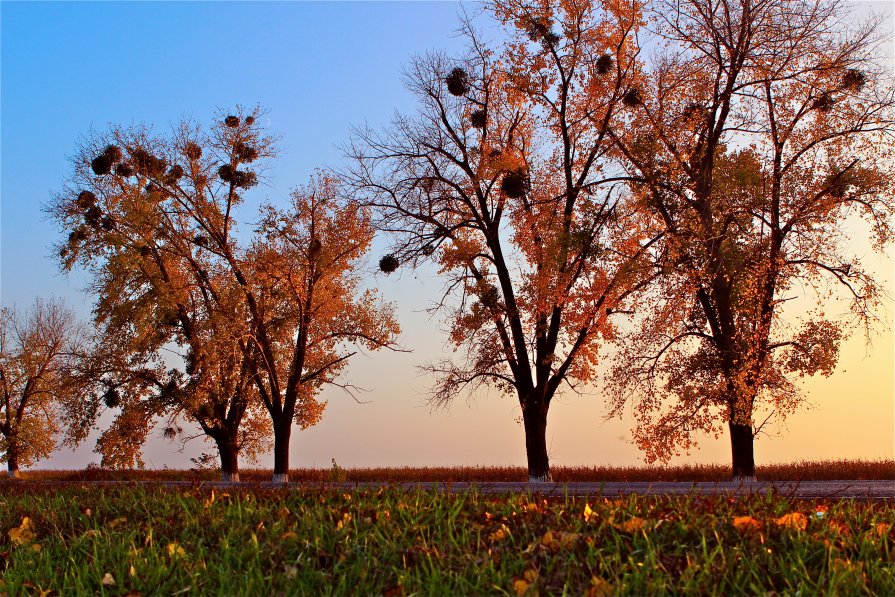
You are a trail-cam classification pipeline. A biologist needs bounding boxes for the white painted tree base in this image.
[7,468,19,479]
[271,474,289,484]
[221,472,240,483]
[528,474,553,483]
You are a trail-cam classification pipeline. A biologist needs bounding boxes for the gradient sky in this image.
[1,1,892,471]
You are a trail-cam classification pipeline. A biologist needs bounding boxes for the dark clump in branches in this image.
[224,115,240,128]
[234,142,258,163]
[193,234,208,247]
[131,148,166,178]
[841,69,866,92]
[100,215,116,231]
[622,87,642,107]
[84,206,103,228]
[69,227,87,243]
[166,165,185,182]
[183,142,202,161]
[812,92,834,112]
[218,164,258,189]
[76,190,97,210]
[501,169,529,198]
[379,254,400,273]
[245,116,255,126]
[102,388,121,409]
[91,145,123,176]
[115,163,134,177]
[91,154,113,176]
[527,18,561,45]
[596,54,613,75]
[470,109,487,129]
[446,68,470,96]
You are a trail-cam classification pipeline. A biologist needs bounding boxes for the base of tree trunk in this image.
[729,421,756,479]
[271,473,289,484]
[7,468,19,480]
[221,471,240,483]
[528,473,553,483]
[733,475,757,483]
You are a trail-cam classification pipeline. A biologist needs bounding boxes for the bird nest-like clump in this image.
[812,92,834,112]
[224,115,240,128]
[842,69,866,92]
[218,165,258,189]
[131,148,166,178]
[501,169,529,199]
[76,190,97,210]
[183,142,203,161]
[622,87,642,107]
[102,388,121,409]
[446,68,470,97]
[379,254,400,273]
[234,142,258,163]
[596,54,613,75]
[470,109,487,129]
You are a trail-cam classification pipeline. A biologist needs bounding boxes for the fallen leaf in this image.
[586,576,614,597]
[488,523,511,542]
[513,578,532,596]
[109,517,127,529]
[336,512,352,530]
[775,512,807,532]
[280,531,299,541]
[167,542,186,558]
[733,516,762,533]
[8,517,35,545]
[31,543,42,553]
[875,522,891,538]
[614,517,646,533]
[583,503,596,522]
[541,530,580,551]
[102,573,116,586]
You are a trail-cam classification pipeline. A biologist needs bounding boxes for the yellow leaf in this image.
[166,542,186,558]
[733,516,762,533]
[615,517,645,533]
[488,523,511,542]
[280,531,299,541]
[523,569,539,583]
[775,512,807,531]
[129,564,136,577]
[513,579,531,597]
[336,512,352,530]
[83,529,101,538]
[31,543,42,553]
[587,576,614,597]
[541,530,580,551]
[109,517,127,529]
[875,522,891,538]
[101,572,116,586]
[8,517,35,545]
[203,490,215,508]
[583,503,596,522]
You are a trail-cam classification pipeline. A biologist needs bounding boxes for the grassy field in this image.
[1,483,893,595]
[15,458,895,483]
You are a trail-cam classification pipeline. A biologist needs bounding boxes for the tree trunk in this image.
[522,403,551,482]
[272,419,292,484]
[214,433,240,483]
[729,421,755,480]
[6,441,19,479]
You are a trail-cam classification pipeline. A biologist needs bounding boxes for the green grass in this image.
[1,484,892,595]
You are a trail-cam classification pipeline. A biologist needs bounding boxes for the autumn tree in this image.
[607,0,895,477]
[51,108,399,482]
[247,175,401,483]
[0,298,95,478]
[346,0,658,481]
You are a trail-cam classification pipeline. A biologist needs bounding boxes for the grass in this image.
[14,458,895,483]
[1,483,893,595]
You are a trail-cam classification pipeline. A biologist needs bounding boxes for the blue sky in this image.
[1,1,892,471]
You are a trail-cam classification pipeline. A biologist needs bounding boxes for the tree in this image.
[51,108,399,482]
[247,174,401,483]
[0,298,94,478]
[607,0,895,477]
[346,0,658,481]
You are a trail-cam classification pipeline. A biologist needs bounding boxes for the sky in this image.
[1,1,893,472]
